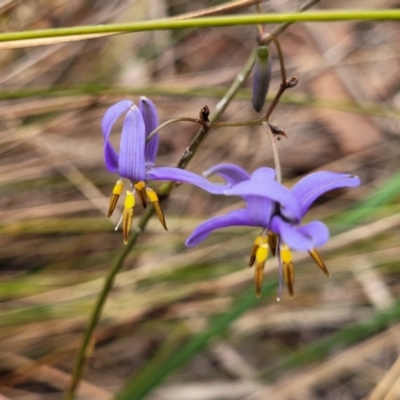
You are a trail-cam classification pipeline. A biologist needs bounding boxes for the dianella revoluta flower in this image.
[252,45,272,112]
[101,97,229,244]
[185,164,360,298]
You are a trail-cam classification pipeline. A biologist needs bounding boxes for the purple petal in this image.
[139,97,159,165]
[119,106,146,181]
[146,167,230,194]
[297,221,329,247]
[203,163,251,185]
[271,217,329,251]
[291,171,361,216]
[101,100,133,173]
[225,168,301,222]
[186,209,255,247]
[251,167,276,183]
[271,217,313,251]
[246,195,274,228]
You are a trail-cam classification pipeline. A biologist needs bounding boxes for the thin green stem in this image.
[65,206,155,399]
[65,0,320,398]
[0,10,399,45]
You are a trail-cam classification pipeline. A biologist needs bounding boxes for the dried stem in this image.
[146,118,207,142]
[262,121,282,183]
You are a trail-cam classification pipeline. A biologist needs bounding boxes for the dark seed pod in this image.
[252,45,271,112]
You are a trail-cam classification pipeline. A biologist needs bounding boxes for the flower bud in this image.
[252,45,271,112]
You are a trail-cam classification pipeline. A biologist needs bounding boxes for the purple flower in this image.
[101,98,229,244]
[185,163,360,298]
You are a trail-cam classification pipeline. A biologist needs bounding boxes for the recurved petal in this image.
[146,167,231,194]
[297,221,329,247]
[225,168,301,222]
[119,106,146,182]
[139,97,159,165]
[203,163,251,185]
[101,100,133,173]
[185,208,256,247]
[271,216,314,251]
[291,171,361,217]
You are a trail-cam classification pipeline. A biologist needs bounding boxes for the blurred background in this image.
[0,0,400,399]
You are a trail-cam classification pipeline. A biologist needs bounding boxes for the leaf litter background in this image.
[0,0,400,399]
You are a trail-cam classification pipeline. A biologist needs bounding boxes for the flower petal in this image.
[146,167,230,194]
[101,100,133,173]
[246,195,274,228]
[203,163,251,185]
[271,216,329,251]
[225,167,301,222]
[139,97,159,166]
[297,221,329,247]
[185,209,255,247]
[291,171,361,216]
[119,105,146,181]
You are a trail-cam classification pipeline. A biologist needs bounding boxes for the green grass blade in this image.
[116,281,277,400]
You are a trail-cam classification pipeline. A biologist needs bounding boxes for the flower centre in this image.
[107,179,168,244]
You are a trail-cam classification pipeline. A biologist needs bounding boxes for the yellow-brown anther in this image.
[308,248,330,277]
[134,181,147,209]
[122,191,135,244]
[268,231,278,256]
[248,235,263,267]
[146,187,168,231]
[107,179,124,219]
[281,244,295,298]
[254,241,269,298]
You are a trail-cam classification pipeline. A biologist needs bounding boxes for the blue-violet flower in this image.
[185,163,360,298]
[102,97,229,244]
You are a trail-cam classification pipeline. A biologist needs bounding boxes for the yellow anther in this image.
[283,261,295,298]
[255,263,264,298]
[280,244,292,264]
[134,181,145,191]
[146,187,159,203]
[308,248,330,277]
[135,181,148,209]
[255,243,269,264]
[248,235,263,267]
[113,179,124,195]
[280,244,294,298]
[146,188,168,231]
[254,243,269,297]
[107,179,124,219]
[124,191,135,209]
[122,191,135,244]
[268,231,278,256]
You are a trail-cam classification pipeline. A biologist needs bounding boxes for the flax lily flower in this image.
[102,98,229,244]
[185,164,360,298]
